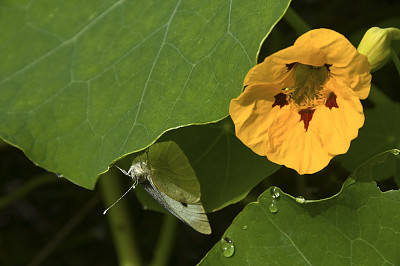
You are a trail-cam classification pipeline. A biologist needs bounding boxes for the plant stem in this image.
[395,152,400,187]
[391,48,400,77]
[150,214,178,266]
[283,7,312,35]
[296,174,307,197]
[98,171,142,266]
[368,84,392,105]
[28,195,100,266]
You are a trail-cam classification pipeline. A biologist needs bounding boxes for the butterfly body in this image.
[125,160,150,186]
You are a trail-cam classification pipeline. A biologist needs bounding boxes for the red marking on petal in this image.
[325,92,339,109]
[299,109,316,131]
[325,64,332,71]
[272,93,289,108]
[286,63,296,71]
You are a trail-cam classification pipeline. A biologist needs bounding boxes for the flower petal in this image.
[246,29,371,99]
[264,107,333,174]
[232,28,372,175]
[229,83,282,154]
[230,83,333,174]
[310,78,365,155]
[294,29,371,99]
[243,56,295,87]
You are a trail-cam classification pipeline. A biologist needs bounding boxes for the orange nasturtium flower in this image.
[229,29,371,174]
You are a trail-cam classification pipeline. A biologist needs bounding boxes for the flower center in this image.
[287,63,330,109]
[271,63,339,132]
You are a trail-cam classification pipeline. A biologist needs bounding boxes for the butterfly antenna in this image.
[103,165,135,215]
[115,165,130,176]
[103,184,136,215]
[146,148,149,165]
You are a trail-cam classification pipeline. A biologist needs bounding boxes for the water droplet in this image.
[56,174,63,178]
[269,199,278,213]
[142,205,148,210]
[295,196,306,204]
[393,149,400,156]
[220,237,235,258]
[242,225,248,230]
[270,186,280,199]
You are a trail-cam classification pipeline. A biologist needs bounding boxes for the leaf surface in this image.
[337,101,400,179]
[200,149,400,265]
[0,0,291,189]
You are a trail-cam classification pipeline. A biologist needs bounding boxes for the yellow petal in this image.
[264,106,334,174]
[231,28,372,175]
[229,83,282,155]
[245,29,371,99]
[294,29,371,99]
[230,83,333,174]
[243,54,295,87]
[311,78,365,155]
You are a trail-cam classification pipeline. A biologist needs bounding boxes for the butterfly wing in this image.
[147,141,201,203]
[141,176,211,235]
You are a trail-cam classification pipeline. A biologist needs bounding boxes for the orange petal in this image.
[294,29,371,99]
[230,83,333,174]
[264,107,333,174]
[233,28,372,175]
[244,44,326,88]
[243,55,295,88]
[311,78,364,155]
[229,83,283,154]
[245,29,371,99]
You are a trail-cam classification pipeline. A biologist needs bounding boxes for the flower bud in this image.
[357,27,400,72]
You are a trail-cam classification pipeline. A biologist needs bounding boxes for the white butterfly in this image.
[105,141,211,235]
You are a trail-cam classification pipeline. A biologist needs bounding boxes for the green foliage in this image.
[337,93,400,180]
[199,150,400,265]
[0,0,291,189]
[1,0,400,265]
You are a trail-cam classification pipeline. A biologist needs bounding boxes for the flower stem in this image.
[369,84,392,105]
[296,174,307,197]
[395,154,400,187]
[283,7,312,35]
[28,195,100,266]
[150,214,178,266]
[391,48,400,77]
[98,171,142,266]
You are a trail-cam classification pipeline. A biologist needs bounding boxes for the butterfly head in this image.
[127,160,151,185]
[104,157,152,215]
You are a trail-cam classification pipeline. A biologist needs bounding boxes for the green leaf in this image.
[199,149,400,265]
[0,0,291,189]
[336,101,400,179]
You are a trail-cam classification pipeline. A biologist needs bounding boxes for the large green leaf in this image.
[199,149,400,265]
[0,0,291,189]
[127,117,280,213]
